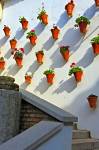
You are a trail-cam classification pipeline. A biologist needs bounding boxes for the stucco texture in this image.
[0,0,99,137]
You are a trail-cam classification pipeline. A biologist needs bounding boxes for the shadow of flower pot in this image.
[56,11,70,28]
[24,42,34,55]
[34,23,45,36]
[59,27,84,53]
[43,37,55,51]
[53,77,77,94]
[0,36,9,48]
[20,82,29,89]
[15,28,25,40]
[34,77,50,94]
[26,61,40,73]
[7,64,21,76]
[83,4,96,20]
[4,49,12,59]
[77,47,94,68]
[50,48,66,68]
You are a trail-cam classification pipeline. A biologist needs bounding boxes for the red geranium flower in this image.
[31,29,35,32]
[20,48,24,53]
[70,62,76,67]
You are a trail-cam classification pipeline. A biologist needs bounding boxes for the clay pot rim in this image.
[87,94,98,99]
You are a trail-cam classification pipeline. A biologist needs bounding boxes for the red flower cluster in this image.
[12,48,24,56]
[31,29,35,32]
[70,62,76,68]
[20,48,24,53]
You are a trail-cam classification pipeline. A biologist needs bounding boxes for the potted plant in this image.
[60,46,70,62]
[75,16,90,34]
[10,38,17,49]
[26,29,37,45]
[91,35,99,55]
[3,25,11,37]
[69,63,83,82]
[37,3,48,25]
[94,0,99,7]
[11,47,24,55]
[19,16,28,30]
[65,0,75,17]
[14,50,23,67]
[44,69,55,84]
[0,57,5,70]
[51,25,60,40]
[25,72,32,84]
[87,94,98,109]
[36,50,44,64]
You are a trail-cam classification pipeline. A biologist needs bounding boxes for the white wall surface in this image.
[0,121,72,150]
[0,0,99,138]
[37,126,72,150]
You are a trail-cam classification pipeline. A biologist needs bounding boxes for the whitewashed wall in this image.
[0,0,99,138]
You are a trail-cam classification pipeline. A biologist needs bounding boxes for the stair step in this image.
[72,138,99,150]
[73,123,78,130]
[73,130,91,139]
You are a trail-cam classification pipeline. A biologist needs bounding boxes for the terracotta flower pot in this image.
[51,28,60,40]
[95,0,99,7]
[78,22,88,33]
[3,26,10,37]
[46,73,55,84]
[36,53,44,64]
[61,49,70,62]
[25,76,32,84]
[15,58,23,67]
[92,43,99,55]
[21,20,28,30]
[65,0,75,17]
[74,71,83,82]
[10,39,17,49]
[87,95,98,109]
[29,36,37,45]
[41,14,48,25]
[0,61,5,70]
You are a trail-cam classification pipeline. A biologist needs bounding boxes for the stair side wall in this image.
[19,99,57,132]
[0,89,21,144]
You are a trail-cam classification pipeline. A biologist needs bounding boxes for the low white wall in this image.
[0,121,72,150]
[0,0,99,137]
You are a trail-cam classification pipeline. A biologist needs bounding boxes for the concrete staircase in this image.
[72,124,99,150]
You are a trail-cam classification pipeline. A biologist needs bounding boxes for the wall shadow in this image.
[59,28,84,53]
[24,42,33,55]
[7,64,21,76]
[34,23,45,36]
[43,37,55,51]
[50,48,66,68]
[20,82,29,89]
[34,77,50,94]
[77,47,94,68]
[4,49,12,59]
[64,79,99,125]
[53,77,77,94]
[26,61,40,73]
[15,28,25,40]
[4,0,24,8]
[83,4,96,20]
[0,36,9,48]
[56,11,70,29]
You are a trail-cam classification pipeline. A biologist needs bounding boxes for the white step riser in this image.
[73,131,91,139]
[72,139,99,150]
